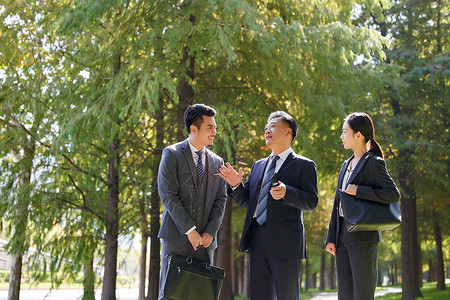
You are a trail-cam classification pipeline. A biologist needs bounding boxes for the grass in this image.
[374,282,449,300]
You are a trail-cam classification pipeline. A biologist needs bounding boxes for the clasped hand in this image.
[341,184,358,196]
[188,230,213,251]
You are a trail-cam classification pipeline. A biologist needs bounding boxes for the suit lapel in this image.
[181,139,199,187]
[276,152,295,179]
[337,156,352,189]
[204,149,217,204]
[251,158,269,208]
[257,158,270,186]
[347,151,372,184]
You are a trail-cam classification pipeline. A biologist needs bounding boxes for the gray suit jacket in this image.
[157,139,227,250]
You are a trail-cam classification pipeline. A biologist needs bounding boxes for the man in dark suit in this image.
[157,104,227,300]
[219,111,318,300]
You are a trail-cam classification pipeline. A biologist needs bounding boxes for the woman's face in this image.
[340,121,358,150]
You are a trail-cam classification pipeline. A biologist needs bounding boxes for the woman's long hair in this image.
[345,112,384,159]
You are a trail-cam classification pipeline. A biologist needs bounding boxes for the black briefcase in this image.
[340,191,401,232]
[163,253,226,300]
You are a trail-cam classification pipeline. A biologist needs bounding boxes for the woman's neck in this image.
[353,145,368,160]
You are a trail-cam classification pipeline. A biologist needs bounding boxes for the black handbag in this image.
[163,253,226,300]
[340,191,401,232]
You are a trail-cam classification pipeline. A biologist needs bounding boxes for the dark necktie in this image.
[255,155,280,225]
[196,150,204,182]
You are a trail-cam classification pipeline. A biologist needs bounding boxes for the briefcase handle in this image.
[188,246,213,268]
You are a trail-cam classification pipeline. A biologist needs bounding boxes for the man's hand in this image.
[343,184,358,196]
[187,230,202,251]
[219,162,243,187]
[201,232,214,248]
[270,181,286,200]
[326,243,336,255]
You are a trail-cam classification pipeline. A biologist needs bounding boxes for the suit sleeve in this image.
[325,162,347,245]
[356,157,401,204]
[325,191,339,245]
[204,158,228,238]
[229,163,255,208]
[158,147,196,234]
[283,160,319,211]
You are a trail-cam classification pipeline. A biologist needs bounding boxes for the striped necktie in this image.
[255,155,280,225]
[196,150,204,182]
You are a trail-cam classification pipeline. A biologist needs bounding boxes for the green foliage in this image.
[375,282,450,300]
[1,0,447,297]
[0,270,9,283]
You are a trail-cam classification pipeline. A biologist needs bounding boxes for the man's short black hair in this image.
[184,104,216,135]
[268,111,298,142]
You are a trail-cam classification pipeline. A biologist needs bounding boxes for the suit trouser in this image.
[336,217,378,300]
[158,239,213,300]
[249,221,301,300]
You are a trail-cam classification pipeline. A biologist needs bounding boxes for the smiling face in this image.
[264,117,292,152]
[190,115,217,149]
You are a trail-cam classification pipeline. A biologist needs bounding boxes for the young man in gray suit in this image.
[157,104,227,300]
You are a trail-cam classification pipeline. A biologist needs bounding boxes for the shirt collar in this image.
[188,141,205,155]
[271,147,293,162]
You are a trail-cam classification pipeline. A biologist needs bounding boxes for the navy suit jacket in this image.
[230,151,318,259]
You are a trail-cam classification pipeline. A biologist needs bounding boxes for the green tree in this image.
[1,2,396,300]
[0,2,51,299]
[356,0,449,298]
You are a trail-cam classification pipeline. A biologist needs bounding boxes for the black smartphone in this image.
[271,173,279,187]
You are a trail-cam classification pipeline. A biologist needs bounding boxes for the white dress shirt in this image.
[252,147,293,217]
[339,164,354,217]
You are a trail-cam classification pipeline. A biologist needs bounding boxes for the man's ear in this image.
[286,128,292,138]
[190,124,198,134]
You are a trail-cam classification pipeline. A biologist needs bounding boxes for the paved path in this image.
[311,287,402,299]
[0,288,139,300]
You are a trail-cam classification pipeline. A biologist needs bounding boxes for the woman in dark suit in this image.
[325,112,400,300]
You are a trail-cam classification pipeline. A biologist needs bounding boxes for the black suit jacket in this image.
[325,150,401,247]
[230,151,318,259]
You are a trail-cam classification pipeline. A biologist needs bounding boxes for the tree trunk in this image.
[388,265,395,285]
[377,265,382,287]
[147,179,161,300]
[147,99,164,300]
[101,140,120,300]
[400,187,423,299]
[138,195,148,300]
[329,256,335,289]
[83,256,95,300]
[304,259,309,291]
[176,15,196,142]
[389,95,422,299]
[232,232,240,296]
[217,196,232,300]
[432,211,445,290]
[319,252,325,290]
[8,254,23,300]
[394,263,398,286]
[418,244,423,287]
[8,138,35,300]
[243,255,250,299]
